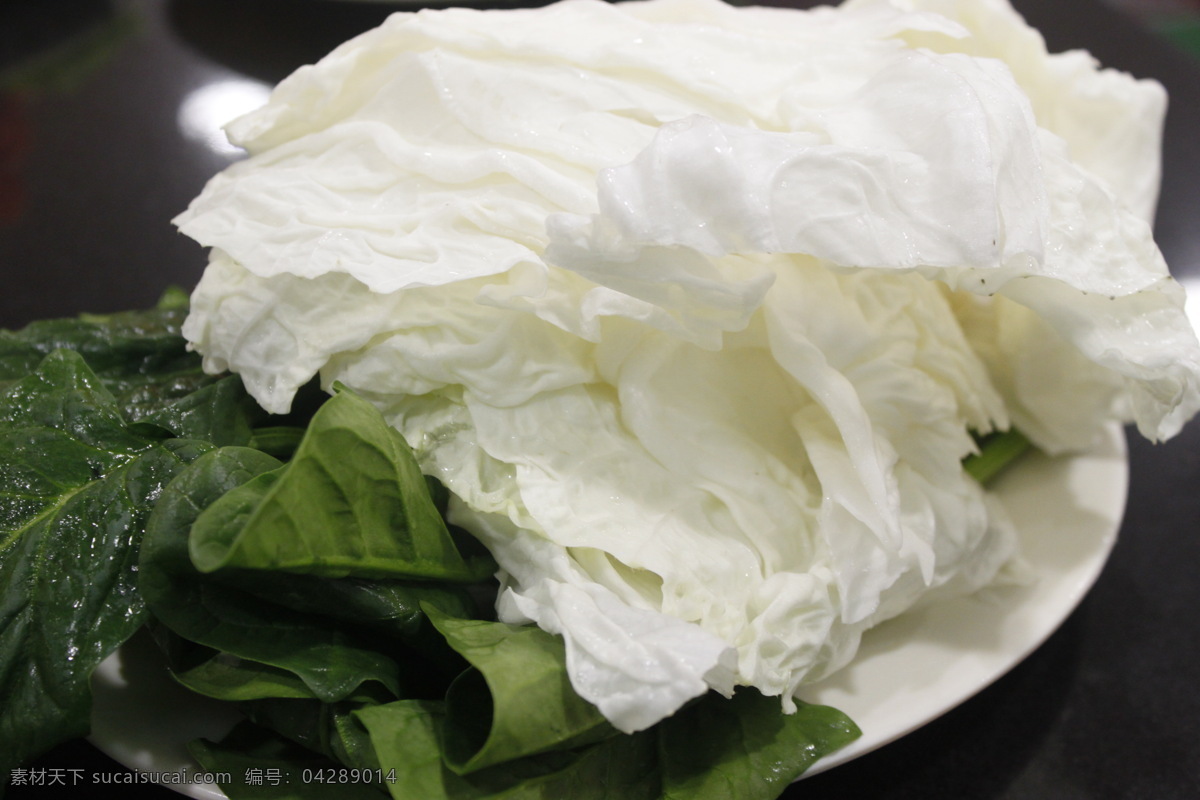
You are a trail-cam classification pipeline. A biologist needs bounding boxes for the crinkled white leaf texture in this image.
[175,0,1200,733]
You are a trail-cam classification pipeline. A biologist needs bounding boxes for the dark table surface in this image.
[3,1,1198,798]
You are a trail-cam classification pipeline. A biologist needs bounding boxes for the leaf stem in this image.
[963,428,1031,485]
[247,426,306,460]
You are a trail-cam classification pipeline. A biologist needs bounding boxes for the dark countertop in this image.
[3,1,1198,798]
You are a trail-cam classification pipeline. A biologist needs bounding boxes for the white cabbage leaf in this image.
[174,0,1200,733]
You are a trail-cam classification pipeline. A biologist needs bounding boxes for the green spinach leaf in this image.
[355,699,659,800]
[242,697,385,775]
[188,388,495,582]
[658,691,860,800]
[424,606,617,775]
[190,720,386,800]
[0,293,218,421]
[139,446,405,703]
[0,349,212,773]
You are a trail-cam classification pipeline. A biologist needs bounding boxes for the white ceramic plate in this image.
[798,421,1127,776]
[89,423,1128,797]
